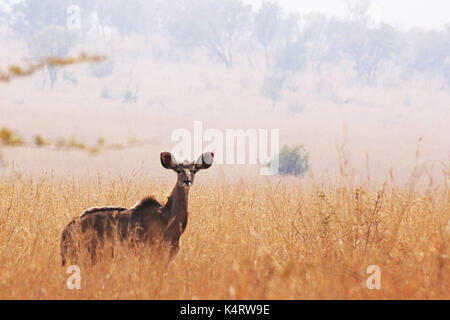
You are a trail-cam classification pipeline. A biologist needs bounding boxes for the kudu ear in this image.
[195,152,214,170]
[161,152,179,170]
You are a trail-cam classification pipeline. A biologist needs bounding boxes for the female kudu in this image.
[60,152,214,265]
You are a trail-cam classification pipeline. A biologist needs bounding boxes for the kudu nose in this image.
[183,180,192,186]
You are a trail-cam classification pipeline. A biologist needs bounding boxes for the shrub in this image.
[123,85,138,103]
[34,135,49,147]
[100,88,113,99]
[0,127,24,146]
[261,73,285,109]
[278,144,309,176]
[89,59,114,78]
[62,71,77,85]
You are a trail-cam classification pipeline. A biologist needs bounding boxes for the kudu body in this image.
[60,152,214,265]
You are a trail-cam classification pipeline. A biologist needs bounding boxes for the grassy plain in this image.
[0,167,448,299]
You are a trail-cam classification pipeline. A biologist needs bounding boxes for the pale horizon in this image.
[244,0,450,31]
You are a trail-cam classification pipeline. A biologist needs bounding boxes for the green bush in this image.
[278,144,309,176]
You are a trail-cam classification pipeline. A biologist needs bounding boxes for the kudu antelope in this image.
[60,152,214,265]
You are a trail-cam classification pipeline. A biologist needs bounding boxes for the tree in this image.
[406,29,450,86]
[346,0,371,24]
[165,0,251,69]
[28,25,77,88]
[329,16,394,85]
[96,0,149,39]
[5,0,95,37]
[336,0,395,84]
[6,0,67,38]
[302,14,341,73]
[273,14,306,73]
[254,2,281,67]
[261,72,285,110]
[275,38,306,72]
[4,0,95,88]
[350,23,395,84]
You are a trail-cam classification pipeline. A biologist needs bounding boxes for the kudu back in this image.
[60,152,214,265]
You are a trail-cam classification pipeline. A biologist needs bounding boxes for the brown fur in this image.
[61,196,172,265]
[60,151,214,266]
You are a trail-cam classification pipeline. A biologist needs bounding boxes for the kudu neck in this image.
[163,183,189,221]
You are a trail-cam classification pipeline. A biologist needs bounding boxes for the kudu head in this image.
[160,152,214,188]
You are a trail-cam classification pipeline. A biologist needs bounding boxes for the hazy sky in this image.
[244,0,450,31]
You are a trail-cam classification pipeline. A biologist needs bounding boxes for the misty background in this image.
[0,0,449,183]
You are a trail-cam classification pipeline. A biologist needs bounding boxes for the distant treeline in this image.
[1,0,449,88]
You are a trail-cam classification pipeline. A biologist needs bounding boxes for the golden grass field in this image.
[0,165,448,300]
[0,34,449,300]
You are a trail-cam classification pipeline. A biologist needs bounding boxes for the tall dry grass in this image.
[0,165,448,299]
